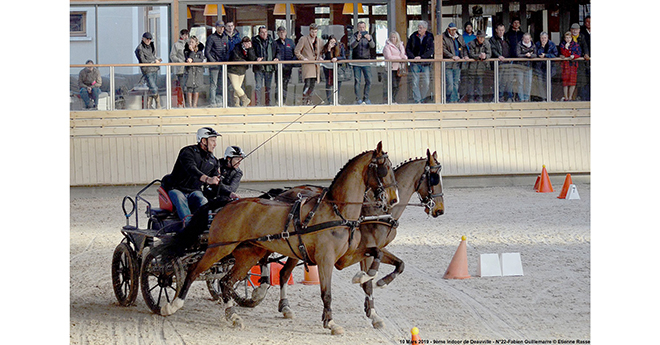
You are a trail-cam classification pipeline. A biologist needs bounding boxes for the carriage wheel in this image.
[140,251,185,314]
[111,242,139,306]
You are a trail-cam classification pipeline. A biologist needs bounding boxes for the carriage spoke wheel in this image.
[140,251,184,314]
[111,242,139,306]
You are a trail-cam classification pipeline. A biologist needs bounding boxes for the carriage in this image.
[110,179,281,313]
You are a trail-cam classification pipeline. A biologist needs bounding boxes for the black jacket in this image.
[252,35,276,73]
[406,31,435,60]
[228,44,257,75]
[205,31,230,68]
[166,144,219,194]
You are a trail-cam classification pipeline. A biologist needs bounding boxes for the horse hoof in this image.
[376,279,388,289]
[372,319,384,329]
[232,317,244,329]
[161,297,184,316]
[331,325,345,335]
[352,271,377,284]
[251,284,269,300]
[282,306,295,319]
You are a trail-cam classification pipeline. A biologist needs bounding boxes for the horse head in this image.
[366,141,399,211]
[415,149,444,217]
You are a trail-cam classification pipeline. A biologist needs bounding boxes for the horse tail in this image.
[151,196,234,258]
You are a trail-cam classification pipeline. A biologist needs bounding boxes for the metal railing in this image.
[70,57,590,111]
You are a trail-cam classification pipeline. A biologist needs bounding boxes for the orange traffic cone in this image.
[536,165,554,193]
[533,175,541,191]
[557,174,573,199]
[411,327,420,345]
[443,236,471,279]
[302,265,320,285]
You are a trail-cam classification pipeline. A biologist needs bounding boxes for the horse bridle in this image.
[367,153,397,211]
[415,162,443,212]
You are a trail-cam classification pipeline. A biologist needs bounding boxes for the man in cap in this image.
[441,22,468,103]
[135,32,162,108]
[406,20,434,103]
[467,30,491,102]
[205,21,230,106]
[273,26,296,105]
[163,127,221,225]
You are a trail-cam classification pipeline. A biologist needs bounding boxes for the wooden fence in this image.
[70,102,590,185]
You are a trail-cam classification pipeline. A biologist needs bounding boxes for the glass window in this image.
[70,11,86,37]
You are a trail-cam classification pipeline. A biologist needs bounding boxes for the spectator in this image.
[170,29,189,107]
[505,18,524,52]
[78,60,102,109]
[184,36,205,108]
[134,32,162,108]
[228,36,257,107]
[489,24,514,102]
[559,31,581,101]
[321,35,346,104]
[467,30,490,102]
[294,23,323,105]
[273,26,297,105]
[462,22,476,51]
[349,21,376,104]
[515,33,537,102]
[252,26,276,106]
[407,20,435,104]
[580,16,591,101]
[383,31,408,104]
[534,32,558,101]
[225,22,242,103]
[571,22,590,101]
[204,21,229,107]
[441,22,468,103]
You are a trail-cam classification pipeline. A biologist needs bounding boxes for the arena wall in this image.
[70,102,590,186]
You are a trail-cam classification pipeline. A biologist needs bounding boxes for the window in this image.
[70,11,87,37]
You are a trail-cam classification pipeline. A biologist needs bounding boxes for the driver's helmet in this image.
[196,127,220,142]
[224,145,246,159]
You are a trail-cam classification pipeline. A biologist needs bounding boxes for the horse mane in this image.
[394,157,425,171]
[328,150,373,190]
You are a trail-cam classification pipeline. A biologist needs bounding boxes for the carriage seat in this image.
[157,186,174,212]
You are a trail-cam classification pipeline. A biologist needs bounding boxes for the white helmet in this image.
[196,127,220,142]
[224,146,246,159]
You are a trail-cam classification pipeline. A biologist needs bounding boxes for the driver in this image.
[164,127,221,225]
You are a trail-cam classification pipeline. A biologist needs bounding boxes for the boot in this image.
[265,89,271,106]
[239,94,251,107]
[233,95,240,107]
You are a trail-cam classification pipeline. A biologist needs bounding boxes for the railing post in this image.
[222,64,228,108]
[109,66,115,111]
[441,61,446,104]
[386,61,392,105]
[165,65,172,109]
[332,61,338,106]
[494,60,499,104]
[546,59,552,102]
[277,62,283,107]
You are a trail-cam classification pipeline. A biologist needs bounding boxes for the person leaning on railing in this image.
[321,35,346,104]
[383,31,408,104]
[252,26,276,106]
[273,26,297,105]
[441,22,468,103]
[466,31,491,103]
[407,20,435,104]
[204,21,229,107]
[228,36,256,107]
[489,24,514,102]
[134,32,162,108]
[534,32,558,101]
[184,36,205,108]
[515,33,537,102]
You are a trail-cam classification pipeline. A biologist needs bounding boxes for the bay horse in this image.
[266,149,444,328]
[158,142,399,335]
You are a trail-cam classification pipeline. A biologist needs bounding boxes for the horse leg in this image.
[361,278,384,329]
[375,248,405,288]
[318,261,344,335]
[219,249,265,328]
[161,244,237,315]
[278,257,298,319]
[352,248,382,284]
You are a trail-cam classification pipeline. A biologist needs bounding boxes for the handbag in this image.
[397,64,408,77]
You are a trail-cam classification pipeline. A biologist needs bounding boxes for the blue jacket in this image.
[534,40,558,58]
[274,37,297,70]
[225,31,242,61]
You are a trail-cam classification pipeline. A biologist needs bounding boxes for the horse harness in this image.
[415,162,443,211]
